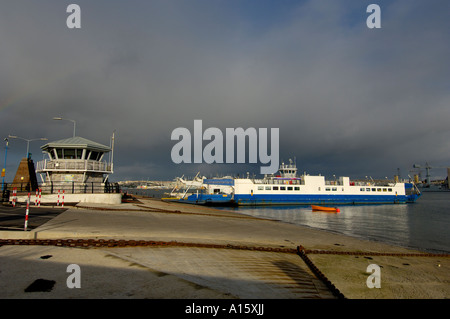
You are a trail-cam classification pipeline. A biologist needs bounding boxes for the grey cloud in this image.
[1,0,449,181]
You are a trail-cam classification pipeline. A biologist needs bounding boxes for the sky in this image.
[0,0,449,182]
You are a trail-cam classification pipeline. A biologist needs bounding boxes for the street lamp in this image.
[53,117,76,138]
[1,138,8,191]
[8,135,48,159]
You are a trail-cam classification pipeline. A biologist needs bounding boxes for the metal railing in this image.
[253,178,304,185]
[36,159,113,173]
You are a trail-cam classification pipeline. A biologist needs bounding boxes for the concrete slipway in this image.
[0,197,448,300]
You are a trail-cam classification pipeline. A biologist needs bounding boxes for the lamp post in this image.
[8,135,48,159]
[53,117,76,138]
[1,138,8,191]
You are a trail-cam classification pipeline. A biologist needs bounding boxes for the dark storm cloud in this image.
[1,0,449,181]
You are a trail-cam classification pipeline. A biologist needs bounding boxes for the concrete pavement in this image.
[0,198,448,299]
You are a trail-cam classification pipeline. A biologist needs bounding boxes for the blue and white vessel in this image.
[176,160,421,206]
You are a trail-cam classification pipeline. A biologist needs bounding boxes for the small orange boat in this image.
[311,205,340,213]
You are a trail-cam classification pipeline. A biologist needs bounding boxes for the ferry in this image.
[173,160,421,206]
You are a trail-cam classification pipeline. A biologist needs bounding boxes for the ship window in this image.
[360,188,365,191]
[372,188,376,192]
[366,188,370,191]
[377,188,381,192]
[388,188,392,192]
[326,188,330,191]
[280,186,286,191]
[258,186,264,190]
[332,187,337,191]
[273,186,278,190]
[383,188,387,192]
[294,187,300,191]
[265,186,271,190]
[287,187,293,191]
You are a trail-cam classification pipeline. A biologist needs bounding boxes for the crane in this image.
[412,162,449,187]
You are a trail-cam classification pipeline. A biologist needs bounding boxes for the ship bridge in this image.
[278,159,298,178]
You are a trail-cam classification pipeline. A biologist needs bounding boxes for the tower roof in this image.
[41,136,111,152]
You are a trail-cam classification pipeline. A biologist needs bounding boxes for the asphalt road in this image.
[0,205,67,231]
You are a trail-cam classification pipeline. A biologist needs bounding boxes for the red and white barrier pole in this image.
[57,189,60,206]
[62,190,65,208]
[38,189,41,207]
[35,189,38,206]
[24,192,30,231]
[12,187,17,207]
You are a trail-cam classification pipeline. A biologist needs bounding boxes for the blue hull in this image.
[234,193,420,206]
[181,193,420,206]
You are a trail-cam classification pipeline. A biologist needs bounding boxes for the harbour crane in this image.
[413,162,449,187]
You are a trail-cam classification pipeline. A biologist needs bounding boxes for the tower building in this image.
[36,136,114,193]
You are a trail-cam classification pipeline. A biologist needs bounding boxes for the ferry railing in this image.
[325,181,343,186]
[252,178,304,185]
[349,179,398,187]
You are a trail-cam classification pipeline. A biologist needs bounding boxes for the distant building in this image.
[11,157,38,192]
[36,136,115,193]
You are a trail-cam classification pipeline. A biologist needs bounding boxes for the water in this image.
[124,188,450,254]
[222,192,450,254]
